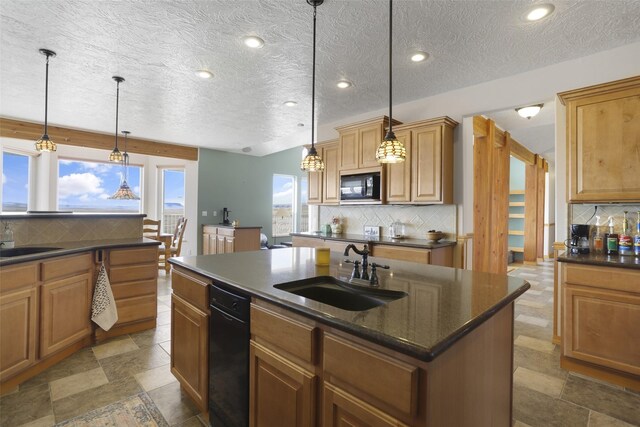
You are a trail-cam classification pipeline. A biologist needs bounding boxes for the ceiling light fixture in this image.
[516,104,544,119]
[526,4,555,21]
[196,70,213,79]
[284,101,297,107]
[243,36,265,49]
[411,51,429,63]
[35,49,57,152]
[300,0,325,172]
[109,130,140,200]
[337,80,352,89]
[376,0,406,164]
[109,76,125,162]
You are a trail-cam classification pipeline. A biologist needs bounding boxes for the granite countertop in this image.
[169,248,529,362]
[290,231,456,249]
[557,252,640,270]
[203,224,262,229]
[0,238,160,266]
[0,213,146,219]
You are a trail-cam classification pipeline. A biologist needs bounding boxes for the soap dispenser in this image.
[606,216,618,256]
[1,222,14,249]
[592,216,604,254]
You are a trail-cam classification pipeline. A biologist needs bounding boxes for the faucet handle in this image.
[371,262,390,269]
[343,259,361,279]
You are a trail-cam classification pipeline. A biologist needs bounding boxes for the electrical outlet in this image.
[213,210,217,216]
[202,210,207,216]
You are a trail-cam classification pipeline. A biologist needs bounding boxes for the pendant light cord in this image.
[388,0,393,135]
[311,4,317,150]
[115,81,120,150]
[44,54,50,136]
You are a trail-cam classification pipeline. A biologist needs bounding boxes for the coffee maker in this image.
[569,224,590,254]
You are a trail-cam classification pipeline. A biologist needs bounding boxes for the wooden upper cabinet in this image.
[337,116,401,171]
[385,130,412,203]
[558,76,640,202]
[307,141,336,205]
[359,124,384,168]
[339,129,359,170]
[323,142,340,205]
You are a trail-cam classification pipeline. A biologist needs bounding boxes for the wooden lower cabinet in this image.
[0,285,37,381]
[249,341,317,427]
[202,225,260,255]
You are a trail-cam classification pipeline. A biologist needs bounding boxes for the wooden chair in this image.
[143,218,161,240]
[158,217,187,273]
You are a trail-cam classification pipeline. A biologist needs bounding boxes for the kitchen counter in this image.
[0,213,146,219]
[290,231,456,249]
[557,252,640,270]
[0,237,160,266]
[169,248,529,361]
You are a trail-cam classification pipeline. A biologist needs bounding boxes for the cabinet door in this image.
[224,236,235,253]
[203,232,210,255]
[171,294,209,412]
[323,143,340,205]
[386,130,412,203]
[411,125,442,203]
[567,88,640,202]
[250,341,317,427]
[209,233,218,254]
[308,163,323,205]
[0,287,37,380]
[359,123,383,168]
[339,129,359,170]
[323,382,407,427]
[563,284,640,375]
[217,235,226,254]
[40,273,93,358]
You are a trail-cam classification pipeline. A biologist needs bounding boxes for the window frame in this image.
[158,166,186,235]
[272,173,298,238]
[1,149,35,213]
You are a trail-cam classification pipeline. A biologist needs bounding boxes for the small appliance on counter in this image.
[221,207,231,225]
[388,220,405,239]
[567,224,590,255]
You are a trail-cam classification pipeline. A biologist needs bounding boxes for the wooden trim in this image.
[508,230,524,235]
[560,355,640,392]
[557,75,640,105]
[94,319,157,342]
[509,190,525,195]
[509,213,525,219]
[473,115,488,137]
[509,202,525,207]
[334,115,402,132]
[552,242,565,344]
[0,117,198,161]
[510,138,536,165]
[508,246,524,253]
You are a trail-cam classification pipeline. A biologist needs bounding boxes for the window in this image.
[58,158,142,212]
[2,152,30,212]
[299,176,309,232]
[273,174,296,237]
[160,168,185,234]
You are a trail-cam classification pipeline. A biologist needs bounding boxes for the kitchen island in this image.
[168,247,529,426]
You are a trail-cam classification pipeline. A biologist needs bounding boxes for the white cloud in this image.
[98,193,110,200]
[273,188,294,205]
[133,186,140,193]
[58,173,108,199]
[2,173,6,185]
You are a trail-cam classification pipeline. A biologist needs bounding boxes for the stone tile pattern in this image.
[9,217,142,246]
[2,263,639,427]
[319,204,457,239]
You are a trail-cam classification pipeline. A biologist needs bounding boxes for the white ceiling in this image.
[1,0,639,156]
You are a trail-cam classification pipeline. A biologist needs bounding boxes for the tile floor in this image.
[1,261,639,426]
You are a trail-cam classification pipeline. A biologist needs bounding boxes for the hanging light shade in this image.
[300,0,325,172]
[35,49,57,152]
[109,76,125,162]
[376,0,406,164]
[109,130,140,200]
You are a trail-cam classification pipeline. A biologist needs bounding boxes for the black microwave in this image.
[340,172,381,203]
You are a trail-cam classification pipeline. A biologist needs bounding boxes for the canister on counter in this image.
[315,247,330,266]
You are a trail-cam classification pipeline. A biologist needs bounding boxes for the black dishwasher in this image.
[209,282,250,427]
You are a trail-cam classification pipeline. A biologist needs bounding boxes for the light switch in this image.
[213,210,217,216]
[202,210,208,216]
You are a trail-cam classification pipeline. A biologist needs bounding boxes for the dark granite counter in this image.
[290,231,456,249]
[169,248,529,362]
[0,238,160,266]
[203,224,261,230]
[557,253,640,270]
[0,213,146,219]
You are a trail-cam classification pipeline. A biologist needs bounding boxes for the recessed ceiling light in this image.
[196,70,213,79]
[515,104,544,119]
[283,101,297,107]
[526,4,555,21]
[410,51,429,62]
[297,123,305,127]
[241,147,252,153]
[337,80,352,89]
[243,36,264,48]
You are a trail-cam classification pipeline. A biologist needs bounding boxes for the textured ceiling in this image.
[1,0,639,156]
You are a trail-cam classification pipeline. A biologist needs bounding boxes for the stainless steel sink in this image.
[274,276,407,311]
[0,246,62,258]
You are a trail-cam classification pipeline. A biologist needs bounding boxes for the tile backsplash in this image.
[570,204,640,233]
[5,217,142,246]
[319,205,457,239]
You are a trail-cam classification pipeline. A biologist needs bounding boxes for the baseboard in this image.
[94,319,157,342]
[560,355,640,392]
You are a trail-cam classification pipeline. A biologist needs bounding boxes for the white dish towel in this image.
[91,262,118,331]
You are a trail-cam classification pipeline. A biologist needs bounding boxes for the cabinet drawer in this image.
[113,294,157,325]
[41,253,92,282]
[172,268,210,313]
[564,264,640,294]
[109,247,158,266]
[0,262,38,293]
[111,279,157,299]
[109,264,157,284]
[216,227,235,237]
[324,333,418,417]
[251,304,318,365]
[203,225,217,234]
[372,245,431,264]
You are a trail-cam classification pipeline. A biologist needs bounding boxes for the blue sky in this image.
[163,169,185,207]
[2,152,29,209]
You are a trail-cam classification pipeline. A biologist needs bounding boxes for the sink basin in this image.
[274,276,407,311]
[0,246,62,258]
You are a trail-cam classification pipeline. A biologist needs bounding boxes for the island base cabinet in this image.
[249,341,317,427]
[323,382,408,427]
[171,294,209,413]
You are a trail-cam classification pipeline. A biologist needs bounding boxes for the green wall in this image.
[197,146,307,253]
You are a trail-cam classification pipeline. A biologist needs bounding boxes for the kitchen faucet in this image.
[343,244,369,280]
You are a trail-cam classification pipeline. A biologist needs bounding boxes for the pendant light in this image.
[108,130,140,200]
[108,76,125,162]
[35,49,57,152]
[376,0,406,164]
[300,0,325,172]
